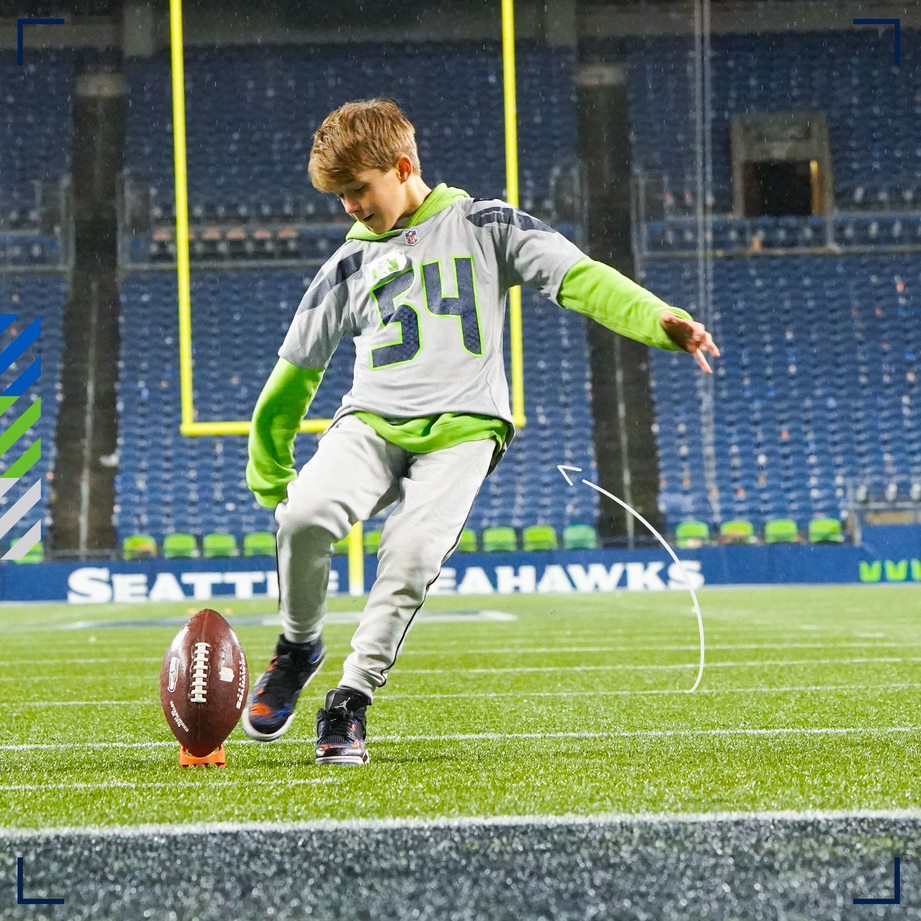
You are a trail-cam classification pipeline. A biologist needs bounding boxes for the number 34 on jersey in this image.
[364,253,484,370]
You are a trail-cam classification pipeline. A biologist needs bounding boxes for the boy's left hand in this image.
[660,312,721,375]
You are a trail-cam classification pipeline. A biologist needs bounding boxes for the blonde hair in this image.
[308,98,421,192]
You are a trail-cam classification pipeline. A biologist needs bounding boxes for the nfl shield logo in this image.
[404,229,418,245]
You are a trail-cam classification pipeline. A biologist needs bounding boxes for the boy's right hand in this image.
[660,312,721,375]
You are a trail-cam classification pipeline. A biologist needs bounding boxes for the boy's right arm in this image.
[246,358,324,509]
[250,243,356,508]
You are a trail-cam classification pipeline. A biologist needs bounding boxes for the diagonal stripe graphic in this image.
[0,479,41,541]
[0,315,16,337]
[4,440,41,479]
[0,398,41,471]
[3,358,41,397]
[2,518,41,561]
[0,318,40,374]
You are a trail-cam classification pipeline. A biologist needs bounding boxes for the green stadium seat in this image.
[808,517,844,544]
[718,519,756,544]
[163,533,200,559]
[481,526,517,552]
[457,529,478,553]
[675,520,711,549]
[764,518,799,544]
[123,534,158,560]
[522,524,558,551]
[10,539,44,564]
[202,532,239,559]
[563,523,599,550]
[364,530,382,555]
[243,532,276,557]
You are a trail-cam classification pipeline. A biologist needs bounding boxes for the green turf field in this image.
[1,585,919,831]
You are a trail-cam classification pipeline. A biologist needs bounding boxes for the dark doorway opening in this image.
[743,159,815,216]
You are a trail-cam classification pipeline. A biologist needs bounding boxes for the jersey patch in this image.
[365,253,409,288]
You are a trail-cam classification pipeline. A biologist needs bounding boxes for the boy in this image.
[242,98,719,765]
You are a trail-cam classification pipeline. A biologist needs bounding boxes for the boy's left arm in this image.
[558,258,720,374]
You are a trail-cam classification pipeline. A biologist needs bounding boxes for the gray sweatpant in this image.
[273,413,495,701]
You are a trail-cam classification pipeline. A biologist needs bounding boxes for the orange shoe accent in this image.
[249,702,272,718]
[179,744,226,768]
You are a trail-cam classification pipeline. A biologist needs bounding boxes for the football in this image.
[160,608,249,757]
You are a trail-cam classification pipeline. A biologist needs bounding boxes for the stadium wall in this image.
[2,526,920,602]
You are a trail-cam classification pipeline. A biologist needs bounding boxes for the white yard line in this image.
[0,778,338,793]
[0,740,191,752]
[383,682,921,700]
[372,726,921,743]
[403,641,919,655]
[2,807,921,839]
[12,681,920,708]
[0,725,918,754]
[395,657,915,674]
[1,641,917,668]
[0,655,916,683]
[0,656,167,666]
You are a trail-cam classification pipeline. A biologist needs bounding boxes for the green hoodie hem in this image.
[353,411,509,457]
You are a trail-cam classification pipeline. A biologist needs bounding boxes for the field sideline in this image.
[1,584,919,830]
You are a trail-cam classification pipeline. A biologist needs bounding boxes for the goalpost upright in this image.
[168,0,526,590]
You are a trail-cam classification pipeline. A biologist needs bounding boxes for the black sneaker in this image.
[316,687,371,766]
[242,634,326,741]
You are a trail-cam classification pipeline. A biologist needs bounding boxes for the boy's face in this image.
[334,164,411,234]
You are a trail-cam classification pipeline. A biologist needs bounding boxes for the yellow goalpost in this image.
[168,0,525,591]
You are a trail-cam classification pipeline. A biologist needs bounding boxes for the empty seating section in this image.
[625,30,921,212]
[646,254,921,530]
[0,50,71,556]
[644,215,921,255]
[116,270,599,543]
[41,32,921,554]
[127,523,611,556]
[124,43,576,221]
[0,52,74,225]
[0,276,68,551]
[116,271,306,541]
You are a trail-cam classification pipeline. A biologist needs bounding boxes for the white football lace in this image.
[189,642,210,704]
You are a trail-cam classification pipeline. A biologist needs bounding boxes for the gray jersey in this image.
[278,197,586,426]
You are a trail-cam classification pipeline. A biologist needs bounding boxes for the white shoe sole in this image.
[241,651,326,742]
[315,751,370,766]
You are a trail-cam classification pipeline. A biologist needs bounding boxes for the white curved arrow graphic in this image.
[558,465,705,693]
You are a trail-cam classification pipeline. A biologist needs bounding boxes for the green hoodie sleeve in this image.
[246,358,324,509]
[558,257,694,352]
